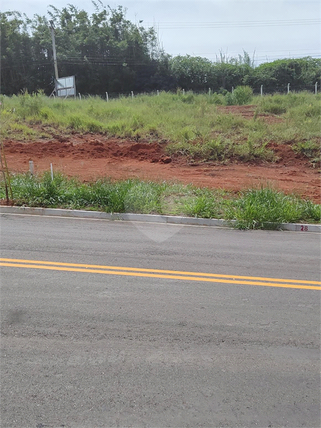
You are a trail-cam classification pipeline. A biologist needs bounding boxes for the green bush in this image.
[225,86,253,106]
[232,86,253,105]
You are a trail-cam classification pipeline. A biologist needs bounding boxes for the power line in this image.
[196,51,321,60]
[3,55,320,71]
[147,18,320,29]
[195,48,321,55]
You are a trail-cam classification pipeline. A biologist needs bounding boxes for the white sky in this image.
[1,0,320,64]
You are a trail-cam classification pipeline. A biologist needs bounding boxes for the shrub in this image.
[225,86,253,106]
[232,86,253,105]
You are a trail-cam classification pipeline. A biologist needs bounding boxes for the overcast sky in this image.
[1,0,320,64]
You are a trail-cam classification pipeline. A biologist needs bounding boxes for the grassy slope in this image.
[1,90,320,165]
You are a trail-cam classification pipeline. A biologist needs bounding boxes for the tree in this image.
[170,55,214,91]
[250,57,321,93]
[1,5,319,96]
[0,12,34,93]
[1,3,159,95]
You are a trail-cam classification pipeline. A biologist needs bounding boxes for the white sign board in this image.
[56,75,76,97]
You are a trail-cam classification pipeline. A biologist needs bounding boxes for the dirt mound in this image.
[2,127,320,204]
[267,142,311,167]
[4,138,167,161]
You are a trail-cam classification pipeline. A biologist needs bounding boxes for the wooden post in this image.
[49,21,59,81]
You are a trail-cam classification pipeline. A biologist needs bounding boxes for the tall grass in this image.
[229,187,320,229]
[1,173,320,229]
[0,90,320,164]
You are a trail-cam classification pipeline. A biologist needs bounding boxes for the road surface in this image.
[1,213,320,427]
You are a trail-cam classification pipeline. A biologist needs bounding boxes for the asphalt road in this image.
[1,214,320,428]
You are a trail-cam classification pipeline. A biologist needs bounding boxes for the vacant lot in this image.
[1,92,320,203]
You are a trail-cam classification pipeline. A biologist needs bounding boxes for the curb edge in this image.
[0,206,320,233]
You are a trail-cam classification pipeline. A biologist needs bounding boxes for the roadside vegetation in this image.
[1,90,320,166]
[1,173,320,229]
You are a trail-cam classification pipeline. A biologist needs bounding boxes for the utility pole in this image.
[49,20,59,81]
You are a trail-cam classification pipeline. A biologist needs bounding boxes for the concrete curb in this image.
[0,206,320,233]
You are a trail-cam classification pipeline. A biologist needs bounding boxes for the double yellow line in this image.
[0,258,320,290]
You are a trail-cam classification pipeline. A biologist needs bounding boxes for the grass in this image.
[0,90,320,164]
[1,173,320,229]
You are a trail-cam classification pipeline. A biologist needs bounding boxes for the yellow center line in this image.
[0,259,320,290]
[0,258,319,285]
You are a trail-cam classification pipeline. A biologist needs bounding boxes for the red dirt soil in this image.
[2,106,320,203]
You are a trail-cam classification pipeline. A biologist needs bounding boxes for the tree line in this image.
[1,3,320,96]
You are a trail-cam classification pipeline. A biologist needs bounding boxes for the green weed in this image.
[1,174,319,229]
[17,91,44,119]
[229,187,320,229]
[235,139,275,162]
